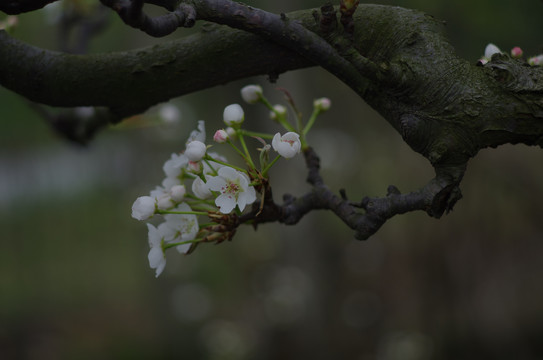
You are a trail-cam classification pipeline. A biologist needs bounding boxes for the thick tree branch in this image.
[2,2,543,237]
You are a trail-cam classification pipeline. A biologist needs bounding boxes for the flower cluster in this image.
[132,84,331,277]
[479,43,543,67]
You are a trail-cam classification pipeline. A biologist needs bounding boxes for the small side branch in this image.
[240,148,466,240]
[99,0,196,37]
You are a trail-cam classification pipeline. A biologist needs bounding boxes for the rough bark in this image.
[1,1,543,239]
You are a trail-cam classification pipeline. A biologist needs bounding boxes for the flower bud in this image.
[269,104,287,120]
[225,127,237,140]
[213,129,229,143]
[131,196,156,220]
[528,55,543,66]
[223,104,245,126]
[185,140,206,161]
[169,185,186,202]
[272,132,302,159]
[157,194,174,210]
[314,97,331,112]
[511,47,523,59]
[240,85,263,104]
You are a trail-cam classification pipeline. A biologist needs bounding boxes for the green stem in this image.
[239,129,274,139]
[303,108,320,136]
[156,209,209,216]
[164,238,200,250]
[204,153,246,173]
[236,130,256,169]
[261,155,281,176]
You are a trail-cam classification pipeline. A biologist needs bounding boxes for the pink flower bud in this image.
[213,129,228,143]
[511,47,523,59]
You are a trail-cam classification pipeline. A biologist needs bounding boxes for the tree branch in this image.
[2,2,543,237]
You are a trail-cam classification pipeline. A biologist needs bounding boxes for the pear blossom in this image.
[132,196,156,220]
[149,187,174,209]
[161,176,181,191]
[157,193,175,210]
[163,203,199,253]
[484,43,502,59]
[206,167,256,214]
[186,120,206,144]
[479,43,502,65]
[223,104,244,126]
[163,153,188,178]
[185,140,207,161]
[270,104,287,120]
[240,85,263,104]
[528,55,543,66]
[170,185,186,202]
[272,132,302,159]
[213,129,228,143]
[192,176,213,199]
[147,223,167,277]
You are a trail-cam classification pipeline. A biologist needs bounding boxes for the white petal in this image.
[206,175,226,192]
[484,43,501,59]
[192,177,212,199]
[223,104,244,125]
[132,196,156,220]
[148,247,166,277]
[215,194,236,214]
[240,85,263,104]
[185,140,207,162]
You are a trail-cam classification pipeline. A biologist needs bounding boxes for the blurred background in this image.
[1,0,543,359]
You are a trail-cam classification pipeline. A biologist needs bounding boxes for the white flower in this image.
[192,176,213,199]
[528,55,543,66]
[206,167,256,214]
[186,120,206,144]
[314,97,331,111]
[213,129,228,143]
[170,185,186,202]
[150,187,174,210]
[161,176,181,191]
[163,203,199,253]
[270,104,287,120]
[163,153,188,178]
[272,132,302,159]
[147,223,167,277]
[185,140,207,162]
[223,104,244,126]
[484,43,501,59]
[240,85,263,104]
[157,193,174,210]
[132,196,156,220]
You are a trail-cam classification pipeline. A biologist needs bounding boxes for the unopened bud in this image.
[240,85,263,104]
[269,104,287,120]
[223,104,244,126]
[510,47,523,59]
[213,129,228,143]
[314,97,331,112]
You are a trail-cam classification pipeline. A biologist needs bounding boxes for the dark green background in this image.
[1,1,543,359]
